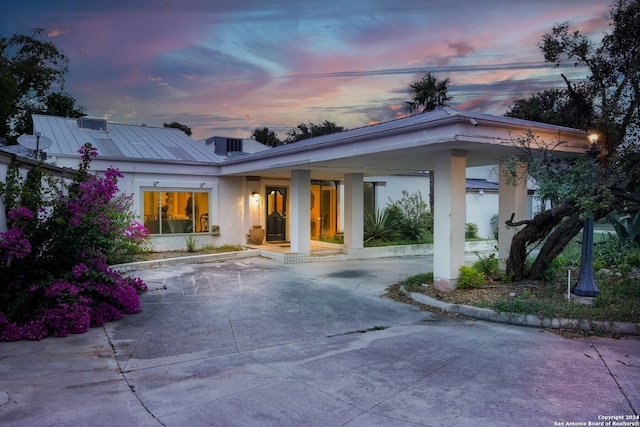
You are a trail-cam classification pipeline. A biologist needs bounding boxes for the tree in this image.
[163,121,192,136]
[404,72,452,114]
[405,73,452,211]
[505,83,593,130]
[504,0,640,280]
[540,0,640,156]
[0,29,83,143]
[251,127,283,147]
[13,92,86,138]
[283,120,347,144]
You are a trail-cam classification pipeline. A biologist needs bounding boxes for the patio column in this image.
[290,169,311,253]
[344,173,364,249]
[498,162,528,270]
[433,150,466,291]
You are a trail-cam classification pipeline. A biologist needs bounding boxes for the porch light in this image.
[251,190,260,200]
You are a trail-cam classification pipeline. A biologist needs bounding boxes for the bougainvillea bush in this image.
[0,143,149,341]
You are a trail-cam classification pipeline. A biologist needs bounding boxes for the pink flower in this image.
[72,263,89,278]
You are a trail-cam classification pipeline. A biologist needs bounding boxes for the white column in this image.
[433,150,466,291]
[290,169,311,253]
[344,173,364,249]
[498,162,528,270]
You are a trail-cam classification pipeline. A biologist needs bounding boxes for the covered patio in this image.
[220,108,590,289]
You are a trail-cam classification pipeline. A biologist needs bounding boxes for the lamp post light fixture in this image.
[573,133,600,298]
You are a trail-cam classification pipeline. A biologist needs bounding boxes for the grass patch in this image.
[485,276,639,323]
[398,272,434,292]
[393,271,639,325]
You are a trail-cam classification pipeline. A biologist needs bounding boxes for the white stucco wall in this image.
[218,176,246,246]
[466,191,499,239]
[369,174,431,210]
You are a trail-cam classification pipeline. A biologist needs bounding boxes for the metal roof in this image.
[30,115,224,163]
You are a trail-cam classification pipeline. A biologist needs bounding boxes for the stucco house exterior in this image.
[0,108,590,289]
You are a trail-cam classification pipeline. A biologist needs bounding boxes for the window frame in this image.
[142,189,210,235]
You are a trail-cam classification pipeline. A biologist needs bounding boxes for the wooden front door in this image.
[266,187,286,242]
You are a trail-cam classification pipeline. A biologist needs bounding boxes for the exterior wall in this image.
[465,191,498,239]
[218,176,246,245]
[367,174,430,211]
[25,155,226,252]
[0,152,74,235]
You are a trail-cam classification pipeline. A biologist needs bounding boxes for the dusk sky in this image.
[1,0,611,140]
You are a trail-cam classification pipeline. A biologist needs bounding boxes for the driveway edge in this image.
[405,288,640,335]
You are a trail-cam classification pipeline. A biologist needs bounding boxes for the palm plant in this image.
[363,208,399,243]
[405,72,452,114]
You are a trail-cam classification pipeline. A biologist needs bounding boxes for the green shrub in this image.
[465,223,478,239]
[458,266,485,289]
[472,252,499,277]
[555,241,582,267]
[537,256,565,281]
[386,190,432,242]
[594,234,636,267]
[625,248,640,268]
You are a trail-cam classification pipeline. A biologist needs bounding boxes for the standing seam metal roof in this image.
[31,115,224,163]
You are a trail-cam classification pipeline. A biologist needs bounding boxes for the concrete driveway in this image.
[1,256,638,426]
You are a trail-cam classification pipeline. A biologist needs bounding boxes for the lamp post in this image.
[573,133,600,297]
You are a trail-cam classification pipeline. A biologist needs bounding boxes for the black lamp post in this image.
[573,133,600,297]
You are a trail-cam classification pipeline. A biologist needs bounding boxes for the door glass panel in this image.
[194,192,209,232]
[311,181,337,240]
[310,184,321,239]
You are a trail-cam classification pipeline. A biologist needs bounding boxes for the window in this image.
[143,190,209,234]
[363,182,375,215]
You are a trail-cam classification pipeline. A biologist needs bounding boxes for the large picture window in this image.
[143,190,209,234]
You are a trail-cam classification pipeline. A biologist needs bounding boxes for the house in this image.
[0,108,590,289]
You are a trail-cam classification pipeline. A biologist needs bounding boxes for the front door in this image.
[266,187,286,242]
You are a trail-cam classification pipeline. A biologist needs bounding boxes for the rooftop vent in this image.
[77,117,107,131]
[212,137,243,156]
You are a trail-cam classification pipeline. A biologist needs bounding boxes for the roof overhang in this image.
[218,109,589,181]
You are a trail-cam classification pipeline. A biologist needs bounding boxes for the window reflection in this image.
[143,190,209,234]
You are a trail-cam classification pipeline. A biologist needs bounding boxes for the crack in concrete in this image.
[102,325,166,426]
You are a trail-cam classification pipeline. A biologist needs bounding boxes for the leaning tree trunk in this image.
[506,204,577,280]
[528,211,583,279]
